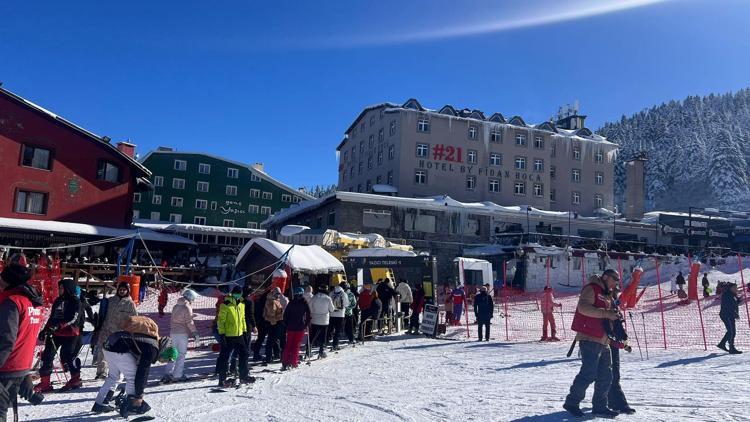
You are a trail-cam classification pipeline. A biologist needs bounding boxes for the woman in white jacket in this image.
[162,289,200,383]
[395,280,414,318]
[309,285,335,358]
[328,284,350,350]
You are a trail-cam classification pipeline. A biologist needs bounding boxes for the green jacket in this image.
[345,291,357,317]
[218,296,247,337]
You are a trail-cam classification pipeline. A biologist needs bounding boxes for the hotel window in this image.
[370,116,375,126]
[515,157,526,170]
[360,141,364,153]
[14,190,47,214]
[197,181,209,192]
[293,196,300,203]
[172,178,185,189]
[489,179,500,192]
[466,176,476,191]
[489,153,502,166]
[378,128,384,142]
[198,163,211,174]
[227,168,239,179]
[358,161,363,175]
[416,143,429,157]
[133,193,141,203]
[514,181,526,195]
[369,135,374,148]
[153,176,164,187]
[250,189,260,198]
[357,184,362,192]
[533,159,544,172]
[152,194,162,205]
[595,194,603,208]
[250,173,262,182]
[595,172,604,185]
[194,216,206,225]
[387,171,393,185]
[97,161,120,182]
[169,214,182,223]
[366,180,372,192]
[350,167,354,178]
[417,117,430,132]
[249,204,259,213]
[390,120,396,136]
[550,144,556,157]
[281,193,292,202]
[573,147,581,160]
[490,128,502,143]
[367,156,373,169]
[376,175,382,184]
[515,133,526,146]
[388,145,395,160]
[468,125,477,140]
[260,206,271,215]
[533,183,544,197]
[361,122,365,132]
[223,219,235,227]
[596,150,604,163]
[150,212,160,221]
[377,150,383,165]
[550,189,557,202]
[248,222,259,229]
[170,197,183,207]
[415,170,427,185]
[226,185,238,196]
[211,201,217,210]
[21,145,52,170]
[533,137,544,149]
[550,166,556,179]
[572,192,581,205]
[195,199,208,209]
[467,150,477,164]
[262,192,273,200]
[174,159,187,171]
[572,168,581,182]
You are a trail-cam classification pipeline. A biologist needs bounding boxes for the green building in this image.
[134,148,312,229]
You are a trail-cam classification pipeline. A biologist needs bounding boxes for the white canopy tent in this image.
[454,257,493,287]
[235,238,344,275]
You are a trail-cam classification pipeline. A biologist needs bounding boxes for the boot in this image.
[592,408,619,417]
[91,402,115,413]
[60,372,82,391]
[34,375,53,393]
[717,342,729,352]
[161,374,174,384]
[102,390,115,405]
[563,403,583,417]
[540,336,549,342]
[729,347,743,354]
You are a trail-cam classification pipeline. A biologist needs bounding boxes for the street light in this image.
[526,206,531,244]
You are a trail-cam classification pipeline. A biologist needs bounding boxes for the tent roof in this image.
[235,238,344,274]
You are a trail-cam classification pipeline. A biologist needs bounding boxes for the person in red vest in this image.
[540,286,562,341]
[563,269,621,418]
[0,264,45,421]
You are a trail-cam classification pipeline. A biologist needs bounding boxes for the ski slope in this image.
[18,333,750,421]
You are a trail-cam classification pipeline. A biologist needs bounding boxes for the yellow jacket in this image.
[217,296,247,337]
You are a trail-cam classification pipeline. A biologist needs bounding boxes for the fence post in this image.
[617,257,625,324]
[655,257,668,349]
[738,254,750,330]
[503,259,509,341]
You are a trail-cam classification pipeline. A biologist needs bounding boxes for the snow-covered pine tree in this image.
[708,129,750,208]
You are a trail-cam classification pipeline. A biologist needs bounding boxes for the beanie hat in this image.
[231,285,242,294]
[0,264,31,288]
[602,269,620,281]
[293,287,304,297]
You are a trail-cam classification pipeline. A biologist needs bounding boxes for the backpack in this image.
[332,292,344,311]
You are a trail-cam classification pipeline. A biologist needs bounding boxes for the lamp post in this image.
[526,206,531,244]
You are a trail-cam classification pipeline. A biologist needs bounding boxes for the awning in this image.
[235,238,344,274]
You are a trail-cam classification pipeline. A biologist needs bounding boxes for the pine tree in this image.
[709,129,750,207]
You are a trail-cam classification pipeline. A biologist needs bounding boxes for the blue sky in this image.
[2,0,749,188]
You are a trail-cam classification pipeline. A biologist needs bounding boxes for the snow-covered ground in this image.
[18,333,750,422]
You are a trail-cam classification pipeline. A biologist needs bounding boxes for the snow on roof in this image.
[134,221,266,236]
[0,217,196,246]
[372,184,398,193]
[346,248,416,258]
[642,211,729,224]
[235,238,344,274]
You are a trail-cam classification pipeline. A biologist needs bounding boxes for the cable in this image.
[0,234,136,252]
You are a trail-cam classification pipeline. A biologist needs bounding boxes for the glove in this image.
[18,374,34,401]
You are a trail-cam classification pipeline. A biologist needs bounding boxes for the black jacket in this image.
[702,276,710,288]
[283,298,311,331]
[46,279,82,337]
[473,292,494,321]
[376,282,396,304]
[676,274,686,286]
[104,331,159,398]
[720,290,739,321]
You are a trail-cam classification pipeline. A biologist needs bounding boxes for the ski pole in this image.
[558,305,567,340]
[627,311,643,361]
[641,313,649,360]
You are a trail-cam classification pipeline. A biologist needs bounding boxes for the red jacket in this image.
[0,285,44,376]
[411,290,425,314]
[358,290,373,311]
[570,283,608,339]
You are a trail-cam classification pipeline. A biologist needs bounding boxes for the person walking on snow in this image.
[328,283,350,350]
[718,283,742,354]
[396,279,413,318]
[216,286,252,387]
[541,286,563,341]
[263,288,285,364]
[94,282,137,379]
[281,288,311,370]
[702,273,711,298]
[343,282,357,344]
[35,278,84,393]
[563,270,621,418]
[607,288,636,415]
[407,284,426,334]
[675,271,686,295]
[0,264,44,422]
[309,285,335,358]
[452,286,466,325]
[162,289,200,383]
[473,286,494,341]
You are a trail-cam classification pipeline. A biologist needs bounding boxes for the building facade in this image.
[336,99,617,215]
[0,86,151,228]
[135,150,312,228]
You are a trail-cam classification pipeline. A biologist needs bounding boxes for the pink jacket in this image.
[170,297,198,336]
[541,290,559,313]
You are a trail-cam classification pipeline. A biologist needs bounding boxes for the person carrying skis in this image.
[263,287,285,364]
[540,286,563,341]
[563,270,621,418]
[702,273,711,298]
[35,278,84,393]
[473,286,494,341]
[162,288,200,383]
[718,282,742,354]
[342,282,358,344]
[395,279,413,319]
[0,264,45,422]
[407,284,426,334]
[309,284,335,358]
[94,282,137,379]
[328,283,349,350]
[91,316,177,417]
[452,286,466,325]
[281,287,311,370]
[216,286,252,387]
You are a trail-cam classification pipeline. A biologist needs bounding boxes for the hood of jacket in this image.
[333,286,344,294]
[60,278,78,298]
[6,283,44,307]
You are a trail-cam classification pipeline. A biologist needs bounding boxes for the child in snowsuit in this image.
[162,289,200,383]
[452,287,466,325]
[541,286,562,341]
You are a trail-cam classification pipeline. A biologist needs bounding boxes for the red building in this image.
[0,86,151,228]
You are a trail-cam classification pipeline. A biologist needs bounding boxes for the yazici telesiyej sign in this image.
[658,214,733,239]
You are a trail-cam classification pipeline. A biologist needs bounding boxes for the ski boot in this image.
[161,374,174,384]
[33,375,53,393]
[718,342,729,352]
[281,364,289,372]
[729,347,743,354]
[59,372,82,391]
[319,351,328,359]
[540,336,549,342]
[176,375,189,382]
[549,336,561,342]
[592,408,619,418]
[91,402,115,413]
[120,396,151,418]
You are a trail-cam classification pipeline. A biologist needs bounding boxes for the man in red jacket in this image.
[0,263,45,421]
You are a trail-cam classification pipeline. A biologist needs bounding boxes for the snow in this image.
[235,238,344,274]
[134,221,266,236]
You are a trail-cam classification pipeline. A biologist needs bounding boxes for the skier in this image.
[216,286,252,387]
[443,286,454,325]
[607,288,636,415]
[91,316,177,416]
[328,283,349,350]
[675,271,686,296]
[395,279,413,319]
[407,284,426,334]
[0,263,45,422]
[95,282,137,379]
[371,292,383,334]
[702,273,711,298]
[281,287,311,370]
[310,285,335,358]
[342,282,358,344]
[263,287,285,364]
[162,289,200,383]
[35,278,84,393]
[452,286,466,325]
[563,270,621,418]
[718,282,742,354]
[540,286,563,341]
[376,278,397,327]
[473,286,494,341]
